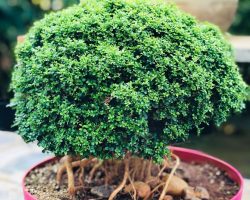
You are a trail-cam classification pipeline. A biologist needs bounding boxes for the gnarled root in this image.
[57,157,95,185]
[140,160,147,181]
[128,173,137,200]
[158,157,170,177]
[88,160,103,182]
[56,156,96,197]
[125,181,151,200]
[108,157,130,200]
[146,159,152,181]
[56,156,67,185]
[79,160,84,186]
[158,154,180,200]
[65,156,76,195]
[55,153,189,200]
[57,157,81,185]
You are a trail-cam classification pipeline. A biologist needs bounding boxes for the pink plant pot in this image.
[22,147,244,200]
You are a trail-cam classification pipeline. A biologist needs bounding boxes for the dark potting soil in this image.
[25,159,239,200]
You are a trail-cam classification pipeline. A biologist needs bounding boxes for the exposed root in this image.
[56,156,68,185]
[79,161,84,186]
[79,158,94,185]
[125,181,151,200]
[146,159,152,181]
[150,182,165,195]
[140,160,147,181]
[57,159,81,185]
[130,157,141,180]
[146,176,161,189]
[103,162,110,185]
[65,156,76,195]
[108,157,130,200]
[157,157,170,177]
[88,160,103,182]
[57,157,95,185]
[113,160,122,177]
[158,154,180,200]
[128,173,137,200]
[161,173,188,196]
[56,153,188,200]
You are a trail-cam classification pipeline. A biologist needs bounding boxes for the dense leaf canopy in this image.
[12,0,247,161]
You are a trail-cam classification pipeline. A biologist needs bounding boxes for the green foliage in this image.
[12,0,247,161]
[230,0,250,35]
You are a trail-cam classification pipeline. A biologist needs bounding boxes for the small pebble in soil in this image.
[194,186,209,200]
[163,195,174,200]
[90,185,114,198]
[209,179,215,184]
[216,171,221,176]
[164,195,174,200]
[183,187,197,200]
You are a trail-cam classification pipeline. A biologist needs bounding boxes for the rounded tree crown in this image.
[12,0,247,161]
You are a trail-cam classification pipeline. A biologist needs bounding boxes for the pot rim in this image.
[22,146,244,200]
[169,146,244,200]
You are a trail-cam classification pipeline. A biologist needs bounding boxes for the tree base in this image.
[56,153,188,200]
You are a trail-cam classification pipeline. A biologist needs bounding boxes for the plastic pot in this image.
[22,146,244,200]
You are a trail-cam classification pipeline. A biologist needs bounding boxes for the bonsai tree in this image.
[11,0,247,199]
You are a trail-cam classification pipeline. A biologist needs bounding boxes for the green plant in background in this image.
[0,0,39,100]
[230,0,250,35]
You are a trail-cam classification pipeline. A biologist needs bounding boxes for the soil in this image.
[25,159,239,200]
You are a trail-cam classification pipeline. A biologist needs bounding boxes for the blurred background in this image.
[0,0,249,177]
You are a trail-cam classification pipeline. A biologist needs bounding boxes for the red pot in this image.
[22,147,244,200]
